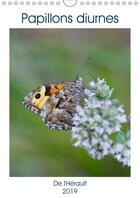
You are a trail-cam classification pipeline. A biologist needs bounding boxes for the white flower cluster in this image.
[111,131,130,166]
[72,78,130,166]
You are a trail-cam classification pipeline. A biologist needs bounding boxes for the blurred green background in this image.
[10,29,130,177]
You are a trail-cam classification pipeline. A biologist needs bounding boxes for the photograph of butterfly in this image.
[10,29,130,177]
[23,77,84,130]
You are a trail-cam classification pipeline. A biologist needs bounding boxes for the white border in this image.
[0,2,140,198]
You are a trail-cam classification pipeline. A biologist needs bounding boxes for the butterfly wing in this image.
[23,77,84,130]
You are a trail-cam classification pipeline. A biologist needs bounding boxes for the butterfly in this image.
[23,76,84,130]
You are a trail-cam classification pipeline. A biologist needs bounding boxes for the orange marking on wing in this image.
[49,84,64,95]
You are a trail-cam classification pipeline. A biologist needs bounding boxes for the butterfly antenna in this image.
[76,57,95,77]
[75,57,95,83]
[81,73,94,80]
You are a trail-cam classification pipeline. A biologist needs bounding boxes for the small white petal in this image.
[74,141,81,147]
